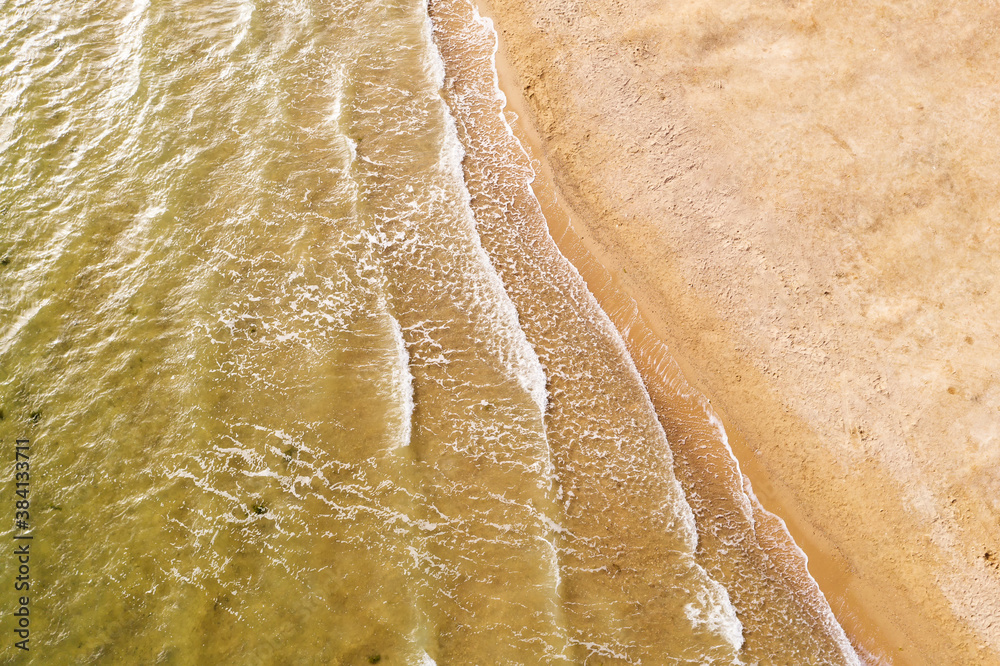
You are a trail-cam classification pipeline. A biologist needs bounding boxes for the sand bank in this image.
[478,0,1000,662]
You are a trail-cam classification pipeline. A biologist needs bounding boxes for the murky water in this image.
[0,0,857,662]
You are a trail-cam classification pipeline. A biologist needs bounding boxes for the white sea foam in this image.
[440,5,783,658]
[706,408,756,525]
[386,311,414,449]
[221,0,254,58]
[0,298,49,357]
[707,404,860,664]
[465,0,708,549]
[740,473,863,666]
[420,0,549,420]
[683,572,745,658]
[419,0,447,92]
[106,0,149,106]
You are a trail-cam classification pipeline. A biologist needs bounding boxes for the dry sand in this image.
[479,0,1000,663]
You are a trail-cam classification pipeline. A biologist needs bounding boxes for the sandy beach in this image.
[479,0,1000,662]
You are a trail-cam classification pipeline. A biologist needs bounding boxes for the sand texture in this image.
[481,0,1000,662]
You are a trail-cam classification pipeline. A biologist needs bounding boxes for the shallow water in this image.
[0,0,855,662]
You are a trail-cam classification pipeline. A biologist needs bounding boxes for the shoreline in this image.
[477,10,891,661]
[472,0,1000,663]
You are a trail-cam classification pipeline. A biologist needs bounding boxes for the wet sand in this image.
[478,0,1000,663]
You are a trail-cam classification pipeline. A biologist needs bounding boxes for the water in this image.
[0,0,857,662]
